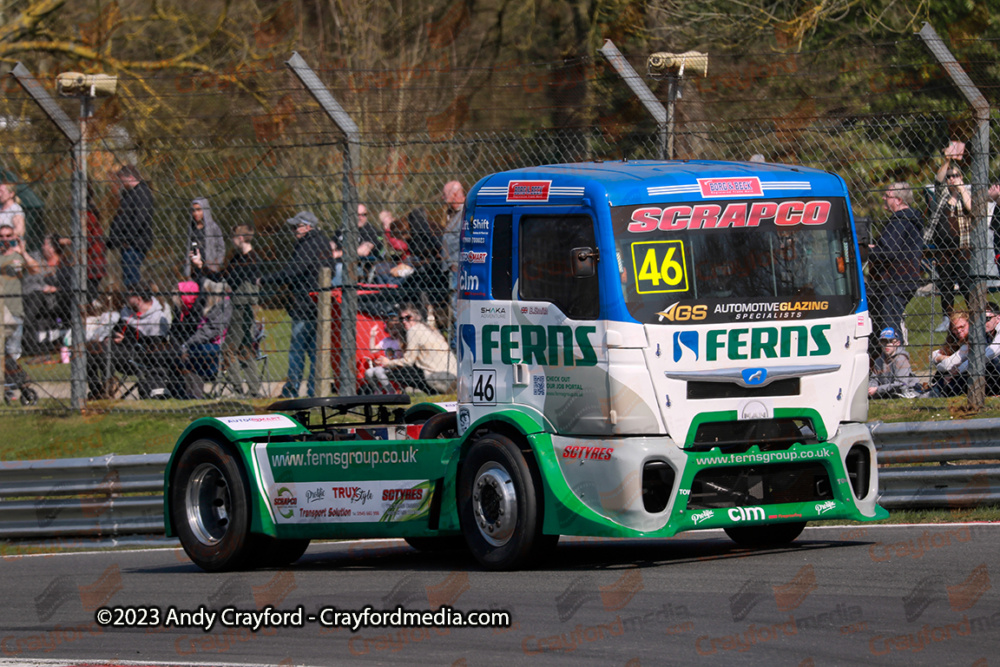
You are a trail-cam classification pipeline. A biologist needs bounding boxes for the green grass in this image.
[0,411,201,460]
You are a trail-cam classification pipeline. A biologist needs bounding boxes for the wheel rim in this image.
[185,462,232,545]
[472,461,517,547]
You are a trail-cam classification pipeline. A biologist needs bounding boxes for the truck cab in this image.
[456,160,884,545]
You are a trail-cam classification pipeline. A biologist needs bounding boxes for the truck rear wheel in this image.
[419,412,458,439]
[724,521,806,548]
[170,438,261,572]
[458,433,546,570]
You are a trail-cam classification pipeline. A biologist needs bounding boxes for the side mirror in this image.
[572,247,599,278]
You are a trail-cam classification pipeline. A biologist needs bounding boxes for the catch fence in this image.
[0,32,997,413]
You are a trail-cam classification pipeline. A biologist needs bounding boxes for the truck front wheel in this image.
[458,434,546,570]
[724,521,806,548]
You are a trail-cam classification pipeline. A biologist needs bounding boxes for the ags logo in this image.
[273,487,296,519]
[656,302,707,322]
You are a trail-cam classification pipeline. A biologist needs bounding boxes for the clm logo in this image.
[728,506,765,522]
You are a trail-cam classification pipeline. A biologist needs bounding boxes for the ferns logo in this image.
[460,324,477,363]
[673,331,699,363]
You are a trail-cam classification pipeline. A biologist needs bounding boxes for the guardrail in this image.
[869,420,1000,509]
[1,420,999,539]
[0,454,166,538]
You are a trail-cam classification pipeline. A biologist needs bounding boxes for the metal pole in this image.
[599,41,667,157]
[316,266,332,396]
[339,142,359,396]
[70,97,90,410]
[666,75,679,160]
[285,52,360,395]
[919,23,991,411]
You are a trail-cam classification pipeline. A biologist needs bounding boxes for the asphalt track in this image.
[1,525,998,666]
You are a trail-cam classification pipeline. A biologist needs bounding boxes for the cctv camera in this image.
[57,72,118,98]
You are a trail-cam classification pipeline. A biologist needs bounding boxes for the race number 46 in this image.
[472,369,497,405]
[631,240,689,294]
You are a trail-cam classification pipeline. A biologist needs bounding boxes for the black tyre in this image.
[724,521,806,548]
[170,438,261,572]
[404,535,468,552]
[419,412,459,439]
[458,433,547,570]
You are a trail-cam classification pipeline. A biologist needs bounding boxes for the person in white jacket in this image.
[926,312,970,397]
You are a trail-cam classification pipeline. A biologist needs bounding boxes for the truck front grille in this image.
[687,462,832,509]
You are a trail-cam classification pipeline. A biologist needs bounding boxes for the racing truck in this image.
[164,160,887,571]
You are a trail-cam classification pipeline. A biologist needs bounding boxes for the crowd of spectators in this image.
[0,167,465,401]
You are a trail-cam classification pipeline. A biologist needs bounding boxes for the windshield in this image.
[611,197,859,325]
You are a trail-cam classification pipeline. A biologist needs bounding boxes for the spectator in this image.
[169,280,202,344]
[371,210,413,285]
[0,223,40,360]
[925,141,973,332]
[868,182,924,343]
[405,207,443,275]
[372,304,456,394]
[175,279,232,399]
[926,311,971,397]
[379,209,410,258]
[928,302,1000,395]
[0,180,26,240]
[335,204,383,282]
[85,186,107,302]
[24,235,73,354]
[260,211,331,398]
[363,314,405,391]
[441,181,465,285]
[192,224,262,397]
[184,198,225,276]
[868,327,920,399]
[107,165,154,287]
[86,281,170,399]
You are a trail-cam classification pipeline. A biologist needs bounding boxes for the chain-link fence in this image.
[0,33,997,412]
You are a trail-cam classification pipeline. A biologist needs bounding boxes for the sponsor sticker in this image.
[462,250,488,264]
[266,480,432,524]
[815,500,836,514]
[506,180,551,202]
[698,177,764,198]
[219,414,298,431]
[691,509,715,524]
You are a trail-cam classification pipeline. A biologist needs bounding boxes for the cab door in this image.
[509,207,609,434]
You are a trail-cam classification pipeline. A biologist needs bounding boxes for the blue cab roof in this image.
[469,159,848,208]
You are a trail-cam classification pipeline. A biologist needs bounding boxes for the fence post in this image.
[286,53,359,395]
[599,40,668,159]
[316,267,332,396]
[919,23,992,411]
[8,64,85,410]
